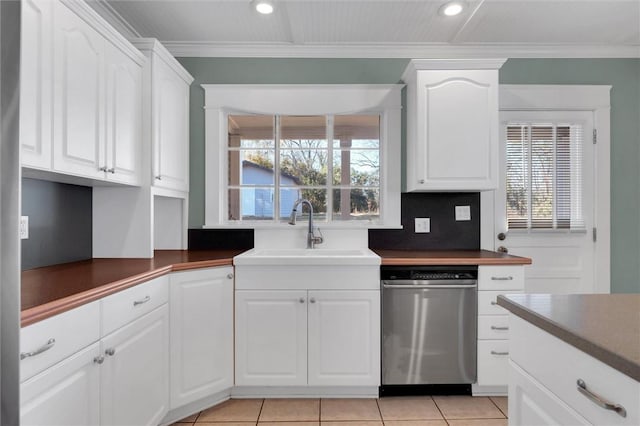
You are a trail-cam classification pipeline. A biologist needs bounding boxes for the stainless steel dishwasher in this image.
[381,265,477,395]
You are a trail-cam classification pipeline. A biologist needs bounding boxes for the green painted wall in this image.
[178,57,640,293]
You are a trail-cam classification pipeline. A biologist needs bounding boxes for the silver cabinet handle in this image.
[107,168,115,174]
[20,338,56,360]
[155,175,162,180]
[299,297,305,303]
[491,276,513,281]
[133,295,151,306]
[577,379,627,418]
[418,179,425,184]
[491,301,498,305]
[93,355,105,364]
[99,166,108,172]
[105,348,116,356]
[310,298,316,304]
[227,273,234,279]
[491,326,509,331]
[491,350,509,356]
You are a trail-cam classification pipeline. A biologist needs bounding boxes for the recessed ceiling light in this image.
[439,1,464,16]
[253,0,274,14]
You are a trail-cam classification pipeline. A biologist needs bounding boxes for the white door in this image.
[307,290,380,386]
[52,2,105,179]
[105,43,142,185]
[101,305,169,426]
[170,267,233,408]
[495,110,597,294]
[235,290,307,386]
[21,343,101,426]
[153,58,189,191]
[20,0,53,170]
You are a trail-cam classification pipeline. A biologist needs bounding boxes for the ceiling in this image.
[93,0,640,57]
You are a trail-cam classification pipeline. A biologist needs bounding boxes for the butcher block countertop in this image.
[21,250,243,327]
[498,293,640,382]
[372,249,532,266]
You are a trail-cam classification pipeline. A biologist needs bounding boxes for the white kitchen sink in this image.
[233,247,381,266]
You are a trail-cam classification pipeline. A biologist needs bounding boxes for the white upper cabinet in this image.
[20,0,53,170]
[104,43,143,185]
[21,0,144,185]
[132,39,194,193]
[403,59,505,192]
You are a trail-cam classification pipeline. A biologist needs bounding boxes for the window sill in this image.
[202,222,403,230]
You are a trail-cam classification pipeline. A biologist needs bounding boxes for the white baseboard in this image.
[231,386,379,398]
[472,384,508,396]
[159,389,232,425]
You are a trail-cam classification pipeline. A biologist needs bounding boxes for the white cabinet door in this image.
[235,290,307,386]
[101,305,169,426]
[153,57,189,191]
[170,267,233,408]
[21,342,101,426]
[52,1,105,179]
[104,43,142,185]
[406,68,499,191]
[510,362,591,426]
[307,290,380,386]
[20,0,53,170]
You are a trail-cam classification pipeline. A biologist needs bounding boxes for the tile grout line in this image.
[375,397,384,425]
[488,396,508,419]
[431,395,451,425]
[256,398,265,425]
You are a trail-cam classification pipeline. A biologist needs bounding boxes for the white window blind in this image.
[505,122,584,230]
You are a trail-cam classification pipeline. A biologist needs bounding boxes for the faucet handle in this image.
[313,227,324,245]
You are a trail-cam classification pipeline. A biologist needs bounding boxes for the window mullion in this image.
[274,115,281,223]
[326,115,334,222]
[552,124,558,229]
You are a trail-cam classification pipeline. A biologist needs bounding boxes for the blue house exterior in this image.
[241,161,300,219]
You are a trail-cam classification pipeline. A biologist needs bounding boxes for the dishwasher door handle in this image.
[382,283,477,289]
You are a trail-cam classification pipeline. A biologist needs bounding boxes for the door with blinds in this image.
[495,111,595,294]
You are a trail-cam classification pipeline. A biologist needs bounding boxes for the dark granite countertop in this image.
[498,293,640,382]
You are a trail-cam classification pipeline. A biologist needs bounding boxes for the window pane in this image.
[332,189,380,221]
[506,125,529,229]
[297,189,327,221]
[334,115,380,148]
[228,115,275,148]
[280,116,327,148]
[333,150,379,186]
[279,188,302,219]
[530,125,553,228]
[228,150,275,186]
[229,188,274,221]
[279,149,327,186]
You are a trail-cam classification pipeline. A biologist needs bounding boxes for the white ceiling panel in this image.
[455,0,640,44]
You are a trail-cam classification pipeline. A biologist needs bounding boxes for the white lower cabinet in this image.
[235,289,380,387]
[169,267,234,408]
[21,343,101,426]
[101,305,169,426]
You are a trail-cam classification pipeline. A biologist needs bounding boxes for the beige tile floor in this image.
[172,396,508,426]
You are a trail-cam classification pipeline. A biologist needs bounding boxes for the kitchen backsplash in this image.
[369,192,480,250]
[21,178,93,270]
[188,228,254,250]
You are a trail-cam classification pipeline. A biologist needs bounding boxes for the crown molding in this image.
[87,0,141,39]
[164,42,640,59]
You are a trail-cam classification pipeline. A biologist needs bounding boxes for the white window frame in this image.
[202,84,403,229]
[481,84,611,294]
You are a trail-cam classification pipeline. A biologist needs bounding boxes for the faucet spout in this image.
[288,199,323,249]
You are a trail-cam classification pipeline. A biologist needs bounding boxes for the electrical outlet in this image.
[20,216,29,239]
[455,205,471,221]
[415,217,430,233]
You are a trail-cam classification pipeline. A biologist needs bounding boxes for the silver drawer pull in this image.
[491,276,513,281]
[299,297,305,303]
[491,301,498,305]
[491,326,509,331]
[577,379,627,418]
[490,350,509,356]
[20,338,56,360]
[133,295,151,306]
[105,348,116,356]
[93,356,105,365]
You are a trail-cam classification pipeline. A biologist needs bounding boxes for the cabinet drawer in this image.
[478,266,524,291]
[478,315,510,340]
[102,276,169,336]
[510,315,639,425]
[20,301,100,382]
[478,290,522,316]
[477,340,510,386]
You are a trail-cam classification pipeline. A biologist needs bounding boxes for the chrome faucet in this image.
[288,199,324,249]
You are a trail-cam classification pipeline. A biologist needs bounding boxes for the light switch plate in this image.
[20,216,29,239]
[415,217,430,233]
[455,205,471,221]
